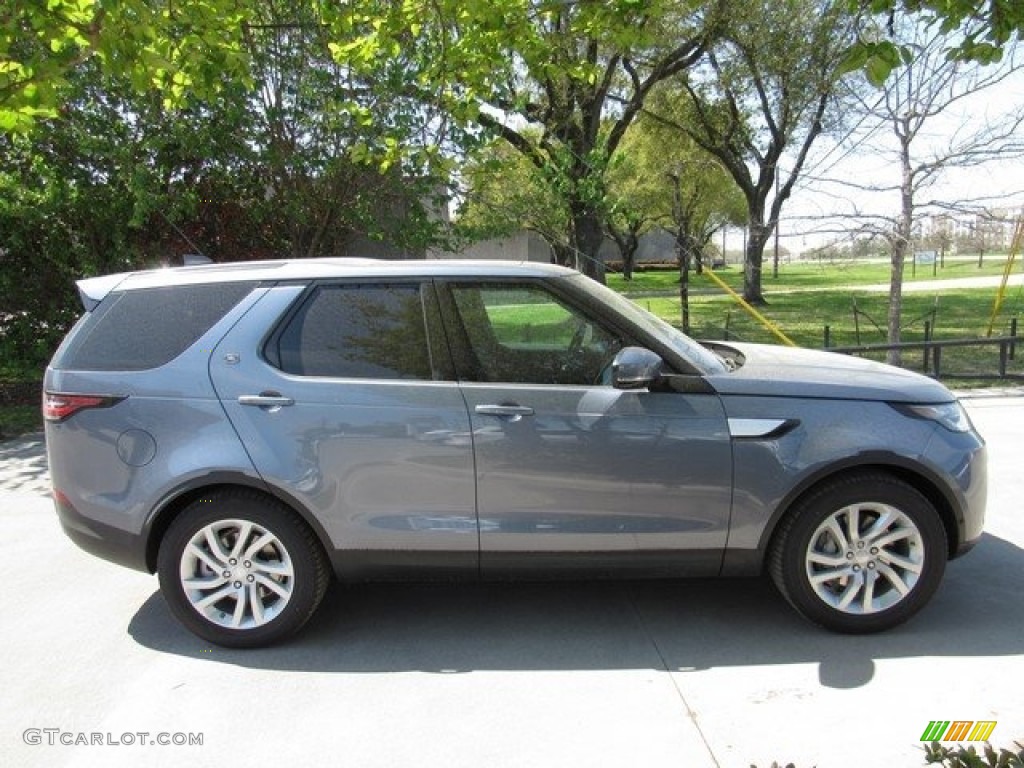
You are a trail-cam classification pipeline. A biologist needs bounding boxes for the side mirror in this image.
[611,347,664,390]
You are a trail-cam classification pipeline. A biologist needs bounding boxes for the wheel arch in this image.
[759,457,963,572]
[143,473,334,574]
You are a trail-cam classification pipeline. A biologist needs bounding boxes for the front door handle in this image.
[475,404,535,421]
[238,392,295,409]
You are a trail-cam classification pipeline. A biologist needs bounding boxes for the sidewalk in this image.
[953,385,1024,398]
[621,272,1024,300]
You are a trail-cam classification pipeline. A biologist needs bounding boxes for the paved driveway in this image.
[2,395,1022,768]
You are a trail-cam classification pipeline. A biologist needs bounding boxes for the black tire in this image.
[157,489,330,648]
[769,473,947,633]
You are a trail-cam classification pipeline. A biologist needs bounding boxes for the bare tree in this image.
[822,24,1024,363]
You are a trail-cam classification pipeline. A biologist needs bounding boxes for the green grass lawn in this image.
[607,255,1016,295]
[626,279,1024,381]
[632,286,1020,345]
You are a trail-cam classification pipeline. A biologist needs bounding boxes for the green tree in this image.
[608,104,745,328]
[235,1,452,259]
[647,0,856,305]
[603,130,665,282]
[847,0,1024,84]
[0,66,146,368]
[0,0,252,132]
[456,138,569,258]
[323,0,732,282]
[0,8,453,371]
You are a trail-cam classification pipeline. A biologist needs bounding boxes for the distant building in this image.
[439,227,708,267]
[433,230,553,262]
[919,208,1021,252]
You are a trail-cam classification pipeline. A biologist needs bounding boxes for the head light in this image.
[898,401,973,433]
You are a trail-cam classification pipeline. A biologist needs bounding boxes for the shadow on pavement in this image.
[128,532,1024,688]
[0,433,49,496]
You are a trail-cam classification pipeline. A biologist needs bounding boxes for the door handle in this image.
[475,404,534,420]
[238,392,295,409]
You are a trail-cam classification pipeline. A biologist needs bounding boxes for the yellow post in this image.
[986,216,1024,338]
[701,268,798,347]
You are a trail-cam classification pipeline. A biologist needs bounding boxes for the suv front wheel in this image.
[157,490,330,648]
[769,473,948,633]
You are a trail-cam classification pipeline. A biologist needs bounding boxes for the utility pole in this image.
[772,168,780,278]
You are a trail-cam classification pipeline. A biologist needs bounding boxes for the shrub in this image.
[924,741,1024,768]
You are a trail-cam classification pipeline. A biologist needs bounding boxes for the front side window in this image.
[448,283,624,385]
[274,284,433,379]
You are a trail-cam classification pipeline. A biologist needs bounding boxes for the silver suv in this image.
[44,259,987,647]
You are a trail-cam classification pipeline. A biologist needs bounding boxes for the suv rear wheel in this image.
[157,490,329,648]
[770,473,947,633]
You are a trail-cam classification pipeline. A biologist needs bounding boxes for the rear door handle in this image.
[238,392,295,409]
[475,404,534,420]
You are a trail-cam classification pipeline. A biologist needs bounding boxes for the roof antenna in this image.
[156,208,212,265]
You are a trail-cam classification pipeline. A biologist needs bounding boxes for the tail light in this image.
[43,392,124,422]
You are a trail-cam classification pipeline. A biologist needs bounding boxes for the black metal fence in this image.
[826,334,1022,380]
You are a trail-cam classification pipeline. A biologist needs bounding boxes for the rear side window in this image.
[55,282,256,371]
[272,284,432,379]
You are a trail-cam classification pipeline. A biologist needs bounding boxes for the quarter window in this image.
[275,284,433,379]
[54,282,256,371]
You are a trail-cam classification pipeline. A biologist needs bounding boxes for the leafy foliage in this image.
[653,0,856,303]
[606,97,746,320]
[456,138,569,251]
[846,0,1024,83]
[0,0,252,132]
[321,0,734,279]
[924,741,1024,768]
[0,5,454,372]
[612,96,746,258]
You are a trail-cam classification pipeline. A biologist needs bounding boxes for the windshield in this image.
[566,274,728,375]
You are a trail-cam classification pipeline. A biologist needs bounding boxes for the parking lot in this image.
[2,393,1022,768]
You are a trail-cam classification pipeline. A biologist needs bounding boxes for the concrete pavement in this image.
[0,432,48,495]
[1,397,1022,768]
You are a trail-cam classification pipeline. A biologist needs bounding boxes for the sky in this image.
[775,51,1024,255]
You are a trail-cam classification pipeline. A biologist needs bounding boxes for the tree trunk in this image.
[609,226,639,280]
[887,237,907,366]
[622,239,638,280]
[888,135,914,367]
[551,242,574,267]
[743,221,771,305]
[573,207,607,284]
[677,232,691,335]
